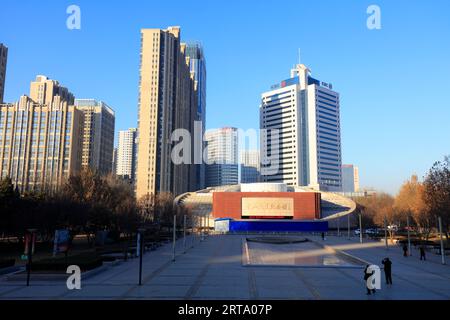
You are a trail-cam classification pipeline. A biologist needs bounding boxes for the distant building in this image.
[116,128,137,183]
[0,75,117,193]
[186,43,207,191]
[240,150,260,183]
[342,164,359,193]
[205,127,239,187]
[0,44,8,104]
[260,63,342,191]
[75,99,115,176]
[112,147,118,177]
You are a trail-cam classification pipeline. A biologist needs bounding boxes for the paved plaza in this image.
[0,234,449,300]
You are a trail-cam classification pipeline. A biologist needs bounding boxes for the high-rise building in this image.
[205,127,239,187]
[240,150,260,183]
[342,164,359,193]
[30,75,74,105]
[186,43,207,190]
[74,99,115,176]
[0,44,8,104]
[135,26,200,199]
[112,147,118,177]
[0,95,82,193]
[116,128,137,183]
[260,64,342,191]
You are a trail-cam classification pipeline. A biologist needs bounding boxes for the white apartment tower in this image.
[260,64,342,191]
[116,128,137,182]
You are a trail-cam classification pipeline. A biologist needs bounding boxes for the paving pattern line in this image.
[184,237,227,300]
[292,269,322,300]
[248,269,259,299]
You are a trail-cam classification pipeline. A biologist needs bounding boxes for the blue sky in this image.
[1,0,449,194]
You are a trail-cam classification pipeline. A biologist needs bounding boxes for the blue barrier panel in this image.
[229,220,328,232]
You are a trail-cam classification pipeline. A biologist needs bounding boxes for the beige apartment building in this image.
[0,44,7,104]
[75,99,115,175]
[30,75,74,105]
[0,95,82,193]
[0,76,115,192]
[135,26,200,200]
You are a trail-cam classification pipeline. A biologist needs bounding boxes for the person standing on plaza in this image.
[420,245,426,261]
[402,243,408,257]
[382,257,393,285]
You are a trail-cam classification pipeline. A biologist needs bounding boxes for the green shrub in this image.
[0,259,15,269]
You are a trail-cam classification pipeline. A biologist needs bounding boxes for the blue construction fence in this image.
[215,218,328,233]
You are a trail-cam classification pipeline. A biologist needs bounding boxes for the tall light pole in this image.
[183,215,187,254]
[407,215,412,256]
[137,228,145,286]
[337,217,340,237]
[347,213,350,240]
[359,213,363,244]
[201,214,205,241]
[172,215,176,262]
[438,216,446,265]
[384,216,388,250]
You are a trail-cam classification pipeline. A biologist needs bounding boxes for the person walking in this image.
[321,232,325,241]
[381,257,393,285]
[364,265,376,295]
[420,245,426,261]
[402,243,408,257]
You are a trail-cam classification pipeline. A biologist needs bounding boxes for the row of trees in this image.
[354,156,450,240]
[0,169,189,244]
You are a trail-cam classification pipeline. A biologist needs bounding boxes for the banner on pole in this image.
[53,229,70,256]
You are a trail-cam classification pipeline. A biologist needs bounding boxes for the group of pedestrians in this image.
[403,243,427,260]
[364,244,428,295]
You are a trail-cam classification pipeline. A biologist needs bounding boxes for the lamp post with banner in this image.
[24,229,37,287]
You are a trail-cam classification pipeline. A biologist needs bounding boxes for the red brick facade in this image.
[212,192,321,220]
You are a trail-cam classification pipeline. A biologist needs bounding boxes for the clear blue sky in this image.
[1,0,449,195]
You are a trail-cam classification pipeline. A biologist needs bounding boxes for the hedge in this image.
[32,252,103,271]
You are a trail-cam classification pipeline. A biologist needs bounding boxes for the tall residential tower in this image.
[135,26,200,199]
[0,44,8,104]
[116,128,137,182]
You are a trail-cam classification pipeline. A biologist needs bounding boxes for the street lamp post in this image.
[407,215,412,256]
[201,215,205,242]
[172,215,176,262]
[438,216,446,265]
[359,213,363,244]
[183,215,187,254]
[384,216,388,250]
[25,229,37,287]
[337,217,340,237]
[137,228,145,286]
[347,213,350,240]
